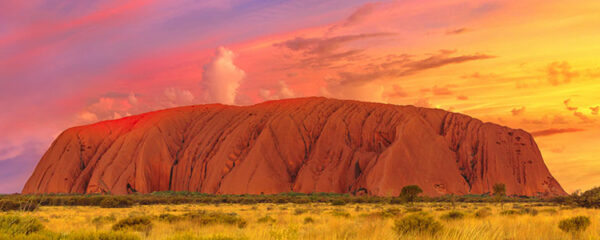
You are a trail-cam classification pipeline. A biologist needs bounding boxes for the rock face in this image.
[23,97,565,196]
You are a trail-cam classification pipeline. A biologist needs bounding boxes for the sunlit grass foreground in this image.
[1,202,598,240]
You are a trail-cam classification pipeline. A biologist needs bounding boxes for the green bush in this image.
[393,213,442,235]
[112,216,153,234]
[100,197,134,208]
[558,216,591,233]
[0,215,44,235]
[571,186,600,208]
[399,185,423,202]
[0,200,38,212]
[0,191,556,208]
[0,200,20,212]
[440,211,464,220]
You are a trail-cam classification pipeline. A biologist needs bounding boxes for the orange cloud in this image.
[564,99,578,111]
[432,85,454,96]
[590,106,599,115]
[547,61,579,86]
[532,128,584,137]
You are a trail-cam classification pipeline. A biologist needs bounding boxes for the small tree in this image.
[493,183,506,196]
[400,185,423,203]
[493,183,506,208]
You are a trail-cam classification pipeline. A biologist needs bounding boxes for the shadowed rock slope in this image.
[23,97,565,196]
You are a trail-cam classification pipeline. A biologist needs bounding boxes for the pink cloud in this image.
[202,47,246,105]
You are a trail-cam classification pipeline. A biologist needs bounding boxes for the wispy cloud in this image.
[445,27,469,35]
[327,2,381,33]
[532,128,584,137]
[338,50,494,85]
[547,61,579,86]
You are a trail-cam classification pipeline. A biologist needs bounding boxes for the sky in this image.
[1,0,599,194]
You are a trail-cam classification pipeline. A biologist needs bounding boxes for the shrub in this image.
[257,215,276,224]
[331,199,347,206]
[399,185,423,202]
[520,207,538,216]
[380,208,401,218]
[184,211,247,228]
[303,217,315,224]
[100,198,134,208]
[571,186,600,208]
[474,208,492,218]
[158,213,184,223]
[330,209,351,218]
[441,211,464,220]
[91,215,117,229]
[238,198,257,205]
[393,213,442,235]
[111,216,153,234]
[0,200,38,212]
[493,183,506,197]
[389,198,405,204]
[293,208,308,215]
[360,208,402,219]
[0,215,44,235]
[405,207,422,212]
[558,216,591,233]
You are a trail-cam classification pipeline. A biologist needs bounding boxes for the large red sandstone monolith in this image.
[22,97,565,196]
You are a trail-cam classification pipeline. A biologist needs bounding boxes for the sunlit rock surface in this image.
[23,97,565,196]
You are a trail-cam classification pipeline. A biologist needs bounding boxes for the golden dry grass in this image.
[2,202,599,239]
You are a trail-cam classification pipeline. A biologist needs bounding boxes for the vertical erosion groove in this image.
[22,98,566,196]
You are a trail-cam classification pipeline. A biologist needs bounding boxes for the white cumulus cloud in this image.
[202,47,246,105]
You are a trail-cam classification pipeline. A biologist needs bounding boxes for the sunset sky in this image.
[1,0,599,193]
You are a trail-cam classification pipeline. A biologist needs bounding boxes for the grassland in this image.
[1,200,599,240]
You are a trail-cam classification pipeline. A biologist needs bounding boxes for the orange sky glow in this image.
[0,0,598,193]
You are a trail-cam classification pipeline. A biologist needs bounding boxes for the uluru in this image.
[22,97,565,197]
